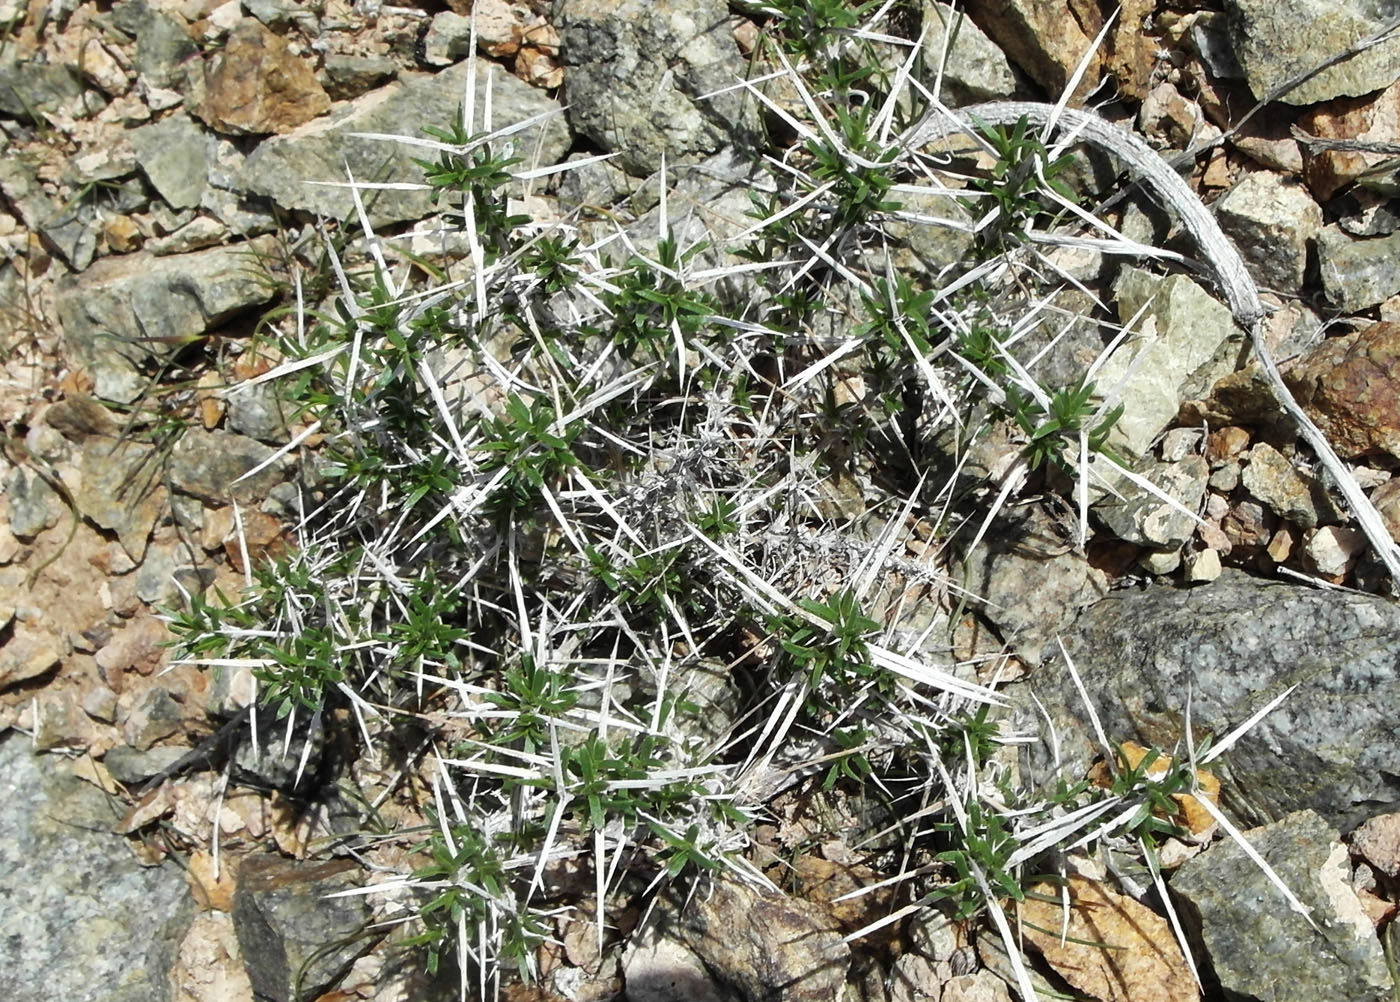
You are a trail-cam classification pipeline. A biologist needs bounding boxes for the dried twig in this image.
[901,102,1400,585]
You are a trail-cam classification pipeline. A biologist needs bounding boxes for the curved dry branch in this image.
[900,101,1400,586]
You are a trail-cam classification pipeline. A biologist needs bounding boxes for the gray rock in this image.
[226,380,290,443]
[122,685,185,750]
[321,53,398,101]
[0,154,56,232]
[1226,0,1400,105]
[4,465,61,539]
[1215,171,1322,293]
[423,10,475,67]
[232,854,374,1002]
[1185,11,1245,79]
[1172,810,1391,1002]
[40,200,100,270]
[114,0,201,91]
[557,0,759,176]
[623,922,734,1002]
[234,712,326,791]
[168,428,287,503]
[921,2,1019,103]
[104,742,190,784]
[202,138,278,236]
[958,505,1110,662]
[1241,441,1344,529]
[73,438,165,562]
[244,0,317,30]
[55,236,279,403]
[881,185,978,281]
[1095,454,1209,549]
[1014,570,1400,830]
[130,112,213,209]
[663,875,849,1002]
[0,50,82,121]
[1316,224,1400,312]
[620,149,779,307]
[0,732,193,1002]
[133,532,210,607]
[240,58,568,227]
[1105,268,1243,457]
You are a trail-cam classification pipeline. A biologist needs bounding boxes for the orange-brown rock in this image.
[1020,873,1200,1002]
[1284,322,1400,460]
[1297,79,1400,201]
[198,20,330,135]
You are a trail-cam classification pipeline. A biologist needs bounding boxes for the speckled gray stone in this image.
[1172,810,1390,1002]
[0,733,192,1002]
[1012,570,1400,830]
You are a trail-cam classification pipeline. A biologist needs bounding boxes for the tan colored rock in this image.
[1284,322,1400,460]
[1184,547,1222,583]
[1020,873,1200,1002]
[966,0,1101,103]
[170,911,254,1002]
[197,20,330,135]
[94,613,172,680]
[1266,526,1298,563]
[1352,811,1400,878]
[0,624,61,690]
[1302,525,1367,578]
[223,510,288,574]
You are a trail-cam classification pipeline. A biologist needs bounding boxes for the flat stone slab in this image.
[1011,570,1400,830]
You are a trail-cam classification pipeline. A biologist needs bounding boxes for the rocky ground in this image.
[4,1,1400,1001]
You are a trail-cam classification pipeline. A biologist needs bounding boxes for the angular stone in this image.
[1106,268,1243,457]
[961,505,1110,662]
[1095,455,1209,549]
[1216,171,1322,293]
[116,0,201,91]
[167,429,286,503]
[121,686,184,750]
[196,19,330,135]
[72,439,165,562]
[129,112,213,209]
[1316,225,1400,312]
[940,971,1013,1002]
[0,733,193,1001]
[1303,524,1368,577]
[0,49,82,121]
[320,53,397,100]
[667,876,849,1002]
[232,854,373,1002]
[1284,322,1400,460]
[423,10,475,67]
[1021,873,1199,1002]
[1172,810,1390,1002]
[1240,441,1344,528]
[0,627,61,691]
[1226,0,1400,106]
[921,2,1017,103]
[1352,812,1400,878]
[55,236,279,403]
[963,0,1100,102]
[1014,570,1400,829]
[94,613,172,680]
[39,200,99,271]
[556,0,760,175]
[104,743,190,785]
[240,58,568,227]
[1299,79,1400,201]
[4,465,61,539]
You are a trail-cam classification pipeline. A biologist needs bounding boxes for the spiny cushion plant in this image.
[163,6,1309,999]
